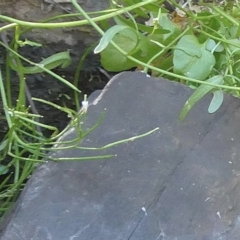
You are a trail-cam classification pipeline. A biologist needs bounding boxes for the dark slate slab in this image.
[1,72,240,240]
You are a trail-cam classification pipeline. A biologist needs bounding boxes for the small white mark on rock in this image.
[217,211,221,219]
[140,71,150,77]
[142,207,147,216]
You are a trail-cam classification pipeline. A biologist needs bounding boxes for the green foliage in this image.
[9,50,71,74]
[179,75,223,121]
[92,0,240,119]
[208,90,224,114]
[0,0,161,219]
[173,35,216,80]
[1,0,240,222]
[94,25,132,53]
[100,27,139,71]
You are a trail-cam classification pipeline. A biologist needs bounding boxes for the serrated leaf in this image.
[208,90,224,113]
[173,35,216,80]
[179,75,223,121]
[94,25,130,54]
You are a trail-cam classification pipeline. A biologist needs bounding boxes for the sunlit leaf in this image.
[173,35,216,80]
[208,90,224,113]
[205,39,224,53]
[100,28,138,71]
[179,75,224,121]
[94,25,130,54]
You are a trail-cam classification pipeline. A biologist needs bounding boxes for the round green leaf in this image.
[205,39,224,52]
[173,35,216,80]
[100,28,138,72]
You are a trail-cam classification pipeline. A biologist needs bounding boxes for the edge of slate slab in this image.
[1,71,240,240]
[0,90,103,233]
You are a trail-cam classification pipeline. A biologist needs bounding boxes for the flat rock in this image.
[1,72,240,240]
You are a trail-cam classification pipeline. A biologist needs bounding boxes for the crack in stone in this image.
[127,213,146,240]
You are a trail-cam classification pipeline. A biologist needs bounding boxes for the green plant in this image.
[2,0,238,221]
[0,0,160,220]
[92,0,240,119]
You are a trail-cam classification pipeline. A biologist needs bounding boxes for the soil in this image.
[0,42,112,140]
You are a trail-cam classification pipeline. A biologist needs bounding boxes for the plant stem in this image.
[0,0,158,29]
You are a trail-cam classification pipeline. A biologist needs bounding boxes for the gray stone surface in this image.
[1,72,240,239]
